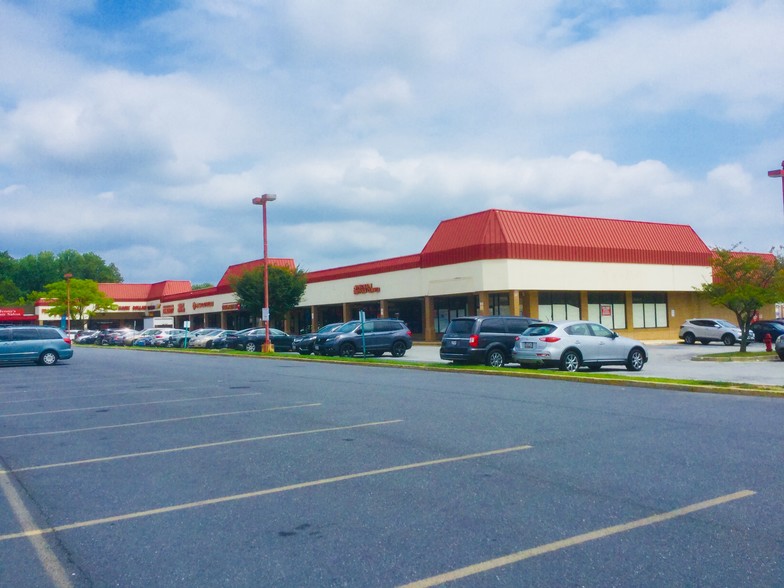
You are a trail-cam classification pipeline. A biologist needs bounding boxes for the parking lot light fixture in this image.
[768,160,784,214]
[251,193,277,353]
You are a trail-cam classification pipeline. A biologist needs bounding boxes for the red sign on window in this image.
[601,304,612,316]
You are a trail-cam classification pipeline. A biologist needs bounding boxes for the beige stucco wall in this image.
[299,259,713,308]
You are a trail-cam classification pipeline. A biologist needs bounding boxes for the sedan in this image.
[189,329,236,349]
[775,334,784,360]
[229,328,294,352]
[292,323,343,355]
[513,320,648,372]
[749,321,784,343]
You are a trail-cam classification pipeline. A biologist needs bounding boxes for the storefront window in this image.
[632,292,668,328]
[538,291,580,321]
[587,292,626,329]
[434,297,468,333]
[489,293,510,315]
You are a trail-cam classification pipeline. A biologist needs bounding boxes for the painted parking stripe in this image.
[0,391,268,418]
[0,445,533,543]
[0,403,321,440]
[3,420,404,473]
[399,489,756,587]
[0,470,73,587]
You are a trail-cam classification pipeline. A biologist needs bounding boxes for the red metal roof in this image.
[217,258,297,287]
[420,209,713,267]
[307,255,421,284]
[99,281,192,301]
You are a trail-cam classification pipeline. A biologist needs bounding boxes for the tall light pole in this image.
[252,193,277,352]
[768,160,784,214]
[63,273,73,333]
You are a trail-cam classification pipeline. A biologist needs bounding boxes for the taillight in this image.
[540,336,561,343]
[468,334,479,348]
[63,337,72,344]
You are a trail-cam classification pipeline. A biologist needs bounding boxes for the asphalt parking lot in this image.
[1,346,782,586]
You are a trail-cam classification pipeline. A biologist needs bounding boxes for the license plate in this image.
[524,342,534,349]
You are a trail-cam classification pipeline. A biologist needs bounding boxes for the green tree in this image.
[192,282,214,290]
[230,266,307,326]
[0,279,23,305]
[42,278,117,328]
[697,247,784,352]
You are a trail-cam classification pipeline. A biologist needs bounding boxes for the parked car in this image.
[74,330,99,344]
[513,320,648,372]
[292,323,343,355]
[775,334,784,360]
[0,326,73,365]
[228,328,294,352]
[171,328,228,347]
[108,329,138,345]
[133,334,156,346]
[314,319,412,357]
[439,315,541,367]
[124,328,161,346]
[151,328,187,347]
[189,329,236,349]
[211,328,256,350]
[749,320,784,343]
[678,318,747,346]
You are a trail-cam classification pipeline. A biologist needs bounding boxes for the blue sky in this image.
[1,0,782,284]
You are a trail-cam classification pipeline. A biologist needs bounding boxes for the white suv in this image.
[678,318,744,346]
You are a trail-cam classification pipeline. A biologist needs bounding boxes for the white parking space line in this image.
[0,391,269,418]
[0,471,73,587]
[3,420,404,473]
[399,490,757,587]
[0,403,322,440]
[0,387,195,405]
[0,444,533,543]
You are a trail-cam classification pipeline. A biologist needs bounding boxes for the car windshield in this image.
[716,320,737,328]
[335,321,360,333]
[318,323,341,333]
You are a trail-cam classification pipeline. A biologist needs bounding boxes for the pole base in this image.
[262,342,275,353]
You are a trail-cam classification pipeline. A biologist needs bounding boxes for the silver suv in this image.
[678,318,744,346]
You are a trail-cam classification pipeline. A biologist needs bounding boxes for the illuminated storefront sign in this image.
[353,283,381,295]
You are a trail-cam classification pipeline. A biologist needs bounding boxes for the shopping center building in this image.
[29,209,777,341]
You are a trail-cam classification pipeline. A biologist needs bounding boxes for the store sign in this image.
[162,305,174,315]
[601,304,612,316]
[222,302,240,311]
[193,301,215,310]
[353,283,381,295]
[177,303,186,313]
[0,308,24,318]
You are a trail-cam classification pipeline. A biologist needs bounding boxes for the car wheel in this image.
[682,332,696,344]
[38,351,58,366]
[166,340,174,348]
[339,343,356,357]
[485,349,505,368]
[559,350,581,372]
[721,334,736,346]
[626,348,645,372]
[391,341,407,357]
[778,352,784,361]
[245,342,257,352]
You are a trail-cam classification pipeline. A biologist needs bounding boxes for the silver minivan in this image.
[0,326,74,365]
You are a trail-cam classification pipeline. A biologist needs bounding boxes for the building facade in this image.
[31,209,777,340]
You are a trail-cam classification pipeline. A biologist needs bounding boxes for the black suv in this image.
[314,319,413,357]
[440,315,540,367]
